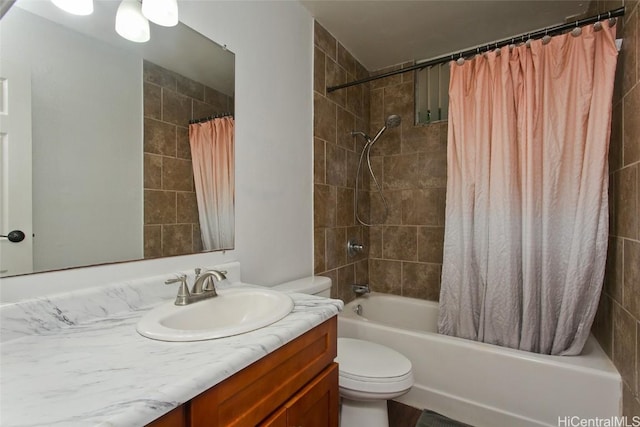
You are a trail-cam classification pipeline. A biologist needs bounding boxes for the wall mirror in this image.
[0,0,235,277]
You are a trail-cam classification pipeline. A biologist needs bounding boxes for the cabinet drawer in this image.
[190,317,337,427]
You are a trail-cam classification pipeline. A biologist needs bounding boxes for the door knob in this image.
[0,230,25,242]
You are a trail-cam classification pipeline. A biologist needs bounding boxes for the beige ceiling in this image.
[301,0,591,71]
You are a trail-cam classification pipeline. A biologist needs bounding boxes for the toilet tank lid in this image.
[274,276,331,294]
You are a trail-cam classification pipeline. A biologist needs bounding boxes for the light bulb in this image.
[141,0,178,27]
[51,0,93,15]
[116,0,150,43]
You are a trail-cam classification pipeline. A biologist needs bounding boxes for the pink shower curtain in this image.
[438,23,618,355]
[189,117,235,251]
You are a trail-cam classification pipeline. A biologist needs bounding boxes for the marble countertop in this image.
[0,265,343,427]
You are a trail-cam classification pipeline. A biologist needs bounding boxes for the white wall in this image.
[0,1,314,302]
[1,8,143,273]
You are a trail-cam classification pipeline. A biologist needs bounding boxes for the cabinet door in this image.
[285,363,339,427]
[146,406,186,427]
[260,407,287,427]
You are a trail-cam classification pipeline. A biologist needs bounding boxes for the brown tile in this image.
[623,239,640,318]
[362,85,371,123]
[368,156,383,191]
[326,227,347,270]
[593,294,613,357]
[193,224,203,252]
[417,151,447,188]
[144,225,162,258]
[370,88,384,126]
[605,237,624,303]
[369,226,383,258]
[623,81,640,166]
[163,157,193,192]
[324,269,339,300]
[337,264,355,302]
[384,81,414,123]
[144,118,176,156]
[418,226,445,263]
[402,189,447,226]
[314,138,326,184]
[622,381,640,417]
[383,226,417,261]
[314,228,326,274]
[370,190,402,225]
[337,43,356,77]
[326,57,346,107]
[610,102,623,172]
[346,149,360,190]
[621,7,637,96]
[176,126,191,160]
[176,192,199,224]
[614,166,638,239]
[143,60,176,90]
[370,65,403,90]
[613,303,637,391]
[163,89,192,126]
[314,92,337,143]
[356,61,369,81]
[355,259,369,286]
[383,154,420,190]
[402,123,440,154]
[314,21,336,60]
[370,126,401,156]
[369,259,402,294]
[346,84,363,118]
[337,107,356,151]
[402,262,441,301]
[637,320,640,396]
[612,19,625,105]
[144,190,176,224]
[144,82,161,120]
[388,401,422,427]
[610,172,618,235]
[314,47,326,95]
[204,87,229,111]
[325,143,347,187]
[144,154,162,190]
[176,74,204,101]
[337,187,355,227]
[162,224,193,256]
[193,100,218,121]
[314,184,337,228]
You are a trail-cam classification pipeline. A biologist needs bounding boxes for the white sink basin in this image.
[137,288,294,342]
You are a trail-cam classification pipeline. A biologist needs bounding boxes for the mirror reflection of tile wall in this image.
[143,61,234,258]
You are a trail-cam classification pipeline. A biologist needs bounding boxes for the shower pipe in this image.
[327,6,625,93]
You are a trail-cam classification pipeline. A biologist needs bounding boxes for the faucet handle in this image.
[165,274,190,305]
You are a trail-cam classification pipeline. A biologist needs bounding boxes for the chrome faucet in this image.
[164,268,227,306]
[352,283,370,296]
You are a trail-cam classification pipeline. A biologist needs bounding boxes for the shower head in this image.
[350,130,371,142]
[369,114,402,146]
[385,114,401,129]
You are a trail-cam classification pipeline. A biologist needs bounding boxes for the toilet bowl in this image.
[273,276,414,427]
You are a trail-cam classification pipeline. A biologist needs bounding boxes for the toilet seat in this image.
[336,338,413,394]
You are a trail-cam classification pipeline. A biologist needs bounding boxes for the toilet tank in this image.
[273,276,332,297]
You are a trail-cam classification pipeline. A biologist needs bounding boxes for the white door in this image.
[0,58,33,277]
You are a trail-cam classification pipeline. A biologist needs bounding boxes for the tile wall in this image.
[313,22,371,304]
[591,0,640,417]
[367,64,447,301]
[143,60,234,258]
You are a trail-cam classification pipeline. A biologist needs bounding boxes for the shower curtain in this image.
[437,23,618,355]
[189,116,235,251]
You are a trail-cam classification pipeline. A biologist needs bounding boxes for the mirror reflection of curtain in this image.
[189,117,235,250]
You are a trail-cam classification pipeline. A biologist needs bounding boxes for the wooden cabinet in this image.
[147,316,338,427]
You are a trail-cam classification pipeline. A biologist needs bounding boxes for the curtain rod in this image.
[189,112,233,125]
[327,6,625,93]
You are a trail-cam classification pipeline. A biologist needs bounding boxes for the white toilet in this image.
[274,276,414,427]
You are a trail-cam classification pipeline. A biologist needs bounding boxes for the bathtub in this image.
[338,293,621,427]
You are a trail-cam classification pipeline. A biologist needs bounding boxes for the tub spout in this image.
[352,283,370,296]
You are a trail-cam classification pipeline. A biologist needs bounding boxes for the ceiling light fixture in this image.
[115,0,150,43]
[51,0,94,16]
[141,0,178,27]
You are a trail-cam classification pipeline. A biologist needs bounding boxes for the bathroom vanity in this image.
[149,318,338,427]
[0,264,343,426]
